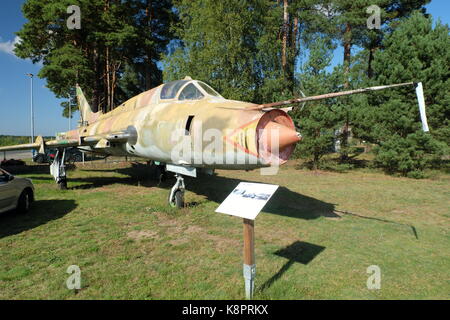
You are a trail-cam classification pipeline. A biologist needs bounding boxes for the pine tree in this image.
[293,37,340,169]
[14,0,174,116]
[163,0,270,102]
[257,0,334,103]
[163,0,331,104]
[352,12,449,176]
[318,1,430,160]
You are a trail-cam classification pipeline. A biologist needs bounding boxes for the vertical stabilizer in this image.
[76,84,96,124]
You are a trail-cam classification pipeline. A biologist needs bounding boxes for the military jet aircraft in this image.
[0,77,428,207]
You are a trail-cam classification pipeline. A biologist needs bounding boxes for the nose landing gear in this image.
[168,173,185,208]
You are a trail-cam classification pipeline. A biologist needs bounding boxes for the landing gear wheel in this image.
[35,155,44,163]
[169,189,184,208]
[17,190,31,214]
[58,178,67,190]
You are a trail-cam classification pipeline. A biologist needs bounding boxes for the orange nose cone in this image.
[256,109,301,164]
[262,121,301,151]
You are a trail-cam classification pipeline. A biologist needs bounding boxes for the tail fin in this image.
[76,84,96,124]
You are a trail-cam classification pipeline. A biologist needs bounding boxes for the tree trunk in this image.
[281,0,289,75]
[341,23,352,161]
[367,46,378,79]
[145,0,153,89]
[105,46,111,113]
[343,23,351,89]
[93,47,100,113]
[288,15,299,94]
[111,61,121,109]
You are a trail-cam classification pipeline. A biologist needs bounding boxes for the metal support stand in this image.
[243,218,255,299]
[243,263,256,300]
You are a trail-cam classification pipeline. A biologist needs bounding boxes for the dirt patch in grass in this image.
[169,238,190,246]
[99,184,151,195]
[127,230,159,240]
[151,214,240,253]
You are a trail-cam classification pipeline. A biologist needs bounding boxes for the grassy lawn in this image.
[0,160,449,299]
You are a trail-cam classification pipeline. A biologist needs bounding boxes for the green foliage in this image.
[163,0,270,102]
[293,38,340,168]
[352,12,450,175]
[374,131,447,177]
[15,0,174,115]
[164,0,333,103]
[0,136,30,147]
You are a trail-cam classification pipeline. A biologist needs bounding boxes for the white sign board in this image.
[215,182,279,220]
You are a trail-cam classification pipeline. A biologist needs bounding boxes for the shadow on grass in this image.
[24,162,339,220]
[187,174,339,220]
[334,209,419,239]
[82,163,338,220]
[1,164,50,174]
[259,241,326,292]
[0,200,77,239]
[69,164,420,236]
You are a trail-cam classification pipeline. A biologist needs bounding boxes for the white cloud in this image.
[0,36,21,56]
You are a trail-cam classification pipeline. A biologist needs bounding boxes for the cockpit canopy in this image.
[160,80,222,101]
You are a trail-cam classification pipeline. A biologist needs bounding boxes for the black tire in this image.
[73,154,82,162]
[169,189,184,208]
[34,155,44,163]
[58,179,68,190]
[17,189,32,214]
[154,165,167,181]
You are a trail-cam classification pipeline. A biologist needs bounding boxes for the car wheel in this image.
[34,155,44,163]
[17,189,32,214]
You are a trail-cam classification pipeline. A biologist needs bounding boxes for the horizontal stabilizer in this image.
[0,135,45,153]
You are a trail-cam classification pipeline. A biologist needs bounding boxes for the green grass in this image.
[0,161,449,299]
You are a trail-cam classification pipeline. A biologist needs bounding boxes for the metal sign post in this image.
[216,182,279,300]
[243,218,256,299]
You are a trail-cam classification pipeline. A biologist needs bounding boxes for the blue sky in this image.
[0,0,448,136]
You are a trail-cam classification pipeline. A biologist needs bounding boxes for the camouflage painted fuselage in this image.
[59,80,298,169]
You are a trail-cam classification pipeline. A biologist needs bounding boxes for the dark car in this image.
[33,148,84,164]
[32,151,50,163]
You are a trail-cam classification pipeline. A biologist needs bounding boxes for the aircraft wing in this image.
[0,131,135,153]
